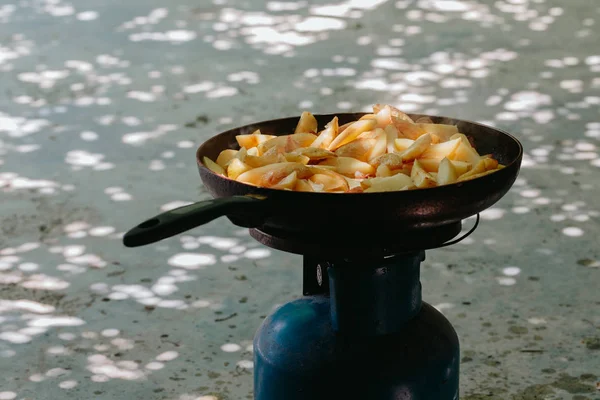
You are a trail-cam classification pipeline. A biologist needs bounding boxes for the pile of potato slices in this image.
[202,104,504,193]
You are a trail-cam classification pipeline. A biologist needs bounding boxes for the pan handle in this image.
[123,195,267,248]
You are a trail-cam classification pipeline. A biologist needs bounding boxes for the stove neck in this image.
[326,251,424,337]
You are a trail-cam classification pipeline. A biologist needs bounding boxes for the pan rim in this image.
[195,112,523,196]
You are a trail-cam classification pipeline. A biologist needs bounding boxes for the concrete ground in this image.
[1,0,599,399]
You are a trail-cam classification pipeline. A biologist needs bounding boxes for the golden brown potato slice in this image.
[373,104,414,123]
[481,156,499,170]
[237,162,311,187]
[245,154,286,168]
[376,165,392,177]
[247,147,260,156]
[346,186,364,193]
[367,128,387,160]
[448,134,481,165]
[236,130,276,149]
[294,112,318,134]
[417,123,458,142]
[327,119,377,151]
[361,173,413,192]
[359,114,376,121]
[310,117,338,149]
[374,105,392,128]
[291,147,337,162]
[335,138,376,161]
[295,179,315,192]
[338,121,354,134]
[227,158,253,180]
[235,147,249,162]
[203,156,225,176]
[385,124,400,154]
[457,168,498,182]
[258,133,317,154]
[272,171,298,190]
[369,153,403,170]
[393,119,427,140]
[309,170,349,192]
[436,157,458,186]
[283,153,311,165]
[456,159,486,181]
[420,138,461,161]
[398,133,431,162]
[216,149,238,168]
[418,158,471,175]
[394,138,415,152]
[319,156,375,177]
[411,159,437,189]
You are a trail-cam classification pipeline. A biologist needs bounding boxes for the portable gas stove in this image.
[124,113,523,400]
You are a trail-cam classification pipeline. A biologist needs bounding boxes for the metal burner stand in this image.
[249,218,479,400]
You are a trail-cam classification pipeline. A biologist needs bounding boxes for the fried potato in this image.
[457,169,498,182]
[310,117,338,149]
[237,162,311,187]
[319,156,375,177]
[418,158,471,175]
[227,158,253,180]
[384,124,400,154]
[369,153,403,170]
[290,147,337,162]
[411,159,437,189]
[295,179,315,192]
[394,138,415,152]
[335,137,376,161]
[399,133,431,162]
[245,154,286,168]
[448,134,481,165]
[393,118,426,140]
[309,170,349,192]
[258,133,317,154]
[236,130,276,149]
[272,171,298,190]
[374,105,392,128]
[361,173,413,192]
[203,156,225,176]
[415,116,433,124]
[373,104,414,123]
[247,147,260,156]
[359,114,376,121]
[420,138,461,161]
[327,119,377,151]
[456,159,486,180]
[216,149,238,168]
[295,112,318,134]
[283,153,311,165]
[417,123,458,142]
[436,157,458,186]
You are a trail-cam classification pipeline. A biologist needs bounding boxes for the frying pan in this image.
[123,113,522,254]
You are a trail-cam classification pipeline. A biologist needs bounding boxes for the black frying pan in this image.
[123,113,522,250]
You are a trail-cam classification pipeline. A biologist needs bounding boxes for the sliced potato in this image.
[399,133,431,162]
[227,158,253,180]
[319,156,375,177]
[482,156,499,170]
[417,123,458,142]
[437,157,458,186]
[385,124,400,154]
[361,173,413,192]
[309,171,349,192]
[456,159,486,180]
[310,117,338,149]
[376,165,392,177]
[295,179,315,192]
[237,162,311,187]
[415,116,433,124]
[420,138,461,161]
[247,147,260,156]
[418,158,471,175]
[457,168,498,182]
[283,153,311,165]
[258,133,317,154]
[290,147,336,162]
[272,171,298,190]
[393,118,426,140]
[373,104,414,123]
[369,153,403,169]
[394,138,415,152]
[295,112,318,134]
[216,149,238,168]
[335,138,376,161]
[411,159,437,189]
[203,156,225,176]
[359,114,376,121]
[236,130,276,149]
[327,119,377,151]
[374,105,392,128]
[367,128,387,160]
[448,134,481,165]
[245,154,286,168]
[337,121,354,134]
[235,147,248,162]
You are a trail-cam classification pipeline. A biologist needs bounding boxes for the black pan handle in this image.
[123,195,267,248]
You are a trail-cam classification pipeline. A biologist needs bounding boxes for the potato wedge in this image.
[399,133,431,162]
[310,117,338,149]
[448,134,481,165]
[369,153,403,170]
[227,158,253,180]
[359,113,376,121]
[338,121,354,134]
[295,179,315,192]
[385,124,399,154]
[295,111,318,134]
[457,169,498,182]
[327,119,377,151]
[291,147,336,162]
[456,159,486,180]
[203,156,225,176]
[272,171,298,190]
[216,149,238,168]
[374,105,392,128]
[393,118,426,140]
[258,133,317,154]
[436,157,458,186]
[236,130,276,149]
[319,156,375,177]
[482,156,499,171]
[237,162,311,187]
[335,137,376,161]
[309,170,349,192]
[361,173,413,192]
[417,123,458,142]
[283,153,311,165]
[394,138,415,152]
[367,128,387,160]
[245,154,286,168]
[373,104,414,123]
[415,116,433,124]
[411,159,437,189]
[418,158,471,175]
[247,147,260,156]
[420,138,461,161]
[235,147,248,162]
[376,165,392,177]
